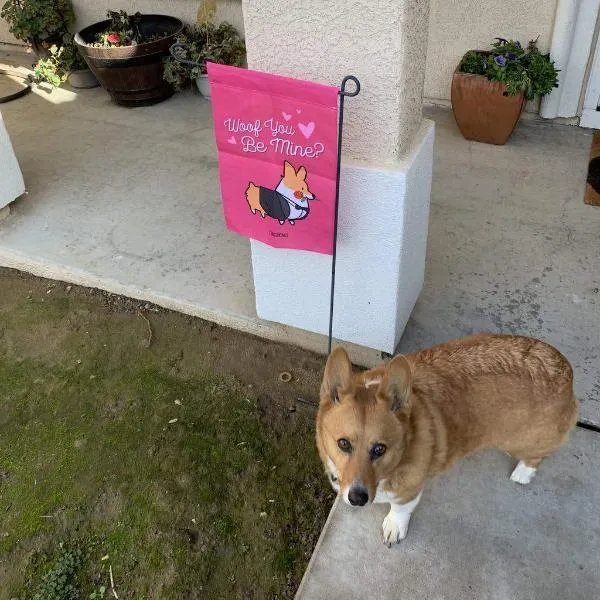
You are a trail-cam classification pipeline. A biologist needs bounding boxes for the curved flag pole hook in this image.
[169,42,206,69]
[328,75,360,355]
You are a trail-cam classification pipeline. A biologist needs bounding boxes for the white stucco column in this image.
[242,0,435,353]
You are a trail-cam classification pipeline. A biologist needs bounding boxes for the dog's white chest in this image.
[374,481,400,504]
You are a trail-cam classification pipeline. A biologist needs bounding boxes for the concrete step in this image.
[296,427,600,600]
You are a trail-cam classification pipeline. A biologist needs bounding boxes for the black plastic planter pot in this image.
[75,15,183,107]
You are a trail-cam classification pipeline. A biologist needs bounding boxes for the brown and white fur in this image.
[316,334,578,546]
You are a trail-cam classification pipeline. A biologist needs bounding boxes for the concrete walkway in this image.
[296,427,600,600]
[0,48,599,423]
[401,107,600,426]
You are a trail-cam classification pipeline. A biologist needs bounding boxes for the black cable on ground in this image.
[0,67,33,103]
[577,420,600,433]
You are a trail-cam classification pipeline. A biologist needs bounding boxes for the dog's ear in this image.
[378,355,412,412]
[321,347,352,404]
[297,166,307,180]
[283,160,294,177]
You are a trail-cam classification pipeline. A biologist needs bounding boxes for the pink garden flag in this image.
[207,62,340,255]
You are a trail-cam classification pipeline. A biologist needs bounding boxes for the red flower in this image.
[293,190,303,199]
[107,32,120,45]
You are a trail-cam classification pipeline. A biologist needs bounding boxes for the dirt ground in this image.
[0,268,335,599]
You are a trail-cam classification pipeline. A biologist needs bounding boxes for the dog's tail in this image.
[245,182,258,201]
[246,182,264,217]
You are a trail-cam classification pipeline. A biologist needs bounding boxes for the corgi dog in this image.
[246,160,315,225]
[316,334,578,547]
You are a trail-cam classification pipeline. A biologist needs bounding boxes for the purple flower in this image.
[515,41,522,49]
[507,52,517,61]
[494,55,507,66]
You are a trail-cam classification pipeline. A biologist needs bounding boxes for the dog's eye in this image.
[370,443,387,460]
[337,438,352,453]
[329,473,338,483]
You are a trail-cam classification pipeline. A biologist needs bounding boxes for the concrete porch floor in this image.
[0,49,599,427]
[296,427,600,600]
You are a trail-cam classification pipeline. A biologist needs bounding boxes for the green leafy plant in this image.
[94,9,141,47]
[33,48,64,87]
[89,10,168,48]
[163,21,246,91]
[89,585,107,599]
[32,543,82,600]
[460,38,559,99]
[0,0,74,47]
[32,34,87,87]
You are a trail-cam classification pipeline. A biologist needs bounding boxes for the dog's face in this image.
[316,348,413,506]
[282,160,314,200]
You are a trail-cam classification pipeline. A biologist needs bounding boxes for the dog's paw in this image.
[510,461,537,485]
[381,511,410,547]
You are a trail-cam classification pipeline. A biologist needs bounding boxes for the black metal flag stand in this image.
[328,75,360,355]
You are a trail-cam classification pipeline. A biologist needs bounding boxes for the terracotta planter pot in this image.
[451,62,525,145]
[75,15,183,107]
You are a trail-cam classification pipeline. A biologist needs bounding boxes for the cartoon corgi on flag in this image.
[245,161,316,226]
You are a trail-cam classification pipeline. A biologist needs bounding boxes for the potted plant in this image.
[32,35,98,89]
[65,42,99,89]
[74,10,184,107]
[164,21,246,99]
[1,0,74,57]
[451,38,559,144]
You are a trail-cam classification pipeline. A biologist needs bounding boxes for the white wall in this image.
[424,0,559,102]
[0,16,19,45]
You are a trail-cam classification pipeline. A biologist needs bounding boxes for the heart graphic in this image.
[227,135,237,144]
[298,122,315,139]
[296,109,302,114]
[282,112,292,121]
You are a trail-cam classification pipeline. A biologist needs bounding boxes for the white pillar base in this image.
[0,112,25,209]
[251,119,434,353]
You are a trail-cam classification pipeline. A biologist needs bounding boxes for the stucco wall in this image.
[424,0,559,101]
[0,16,19,45]
[243,0,429,161]
[2,0,560,109]
[0,0,243,45]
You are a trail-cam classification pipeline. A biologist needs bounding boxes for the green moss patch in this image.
[0,270,332,599]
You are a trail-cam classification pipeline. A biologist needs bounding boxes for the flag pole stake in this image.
[328,75,360,355]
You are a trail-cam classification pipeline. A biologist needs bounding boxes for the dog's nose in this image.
[348,486,369,506]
